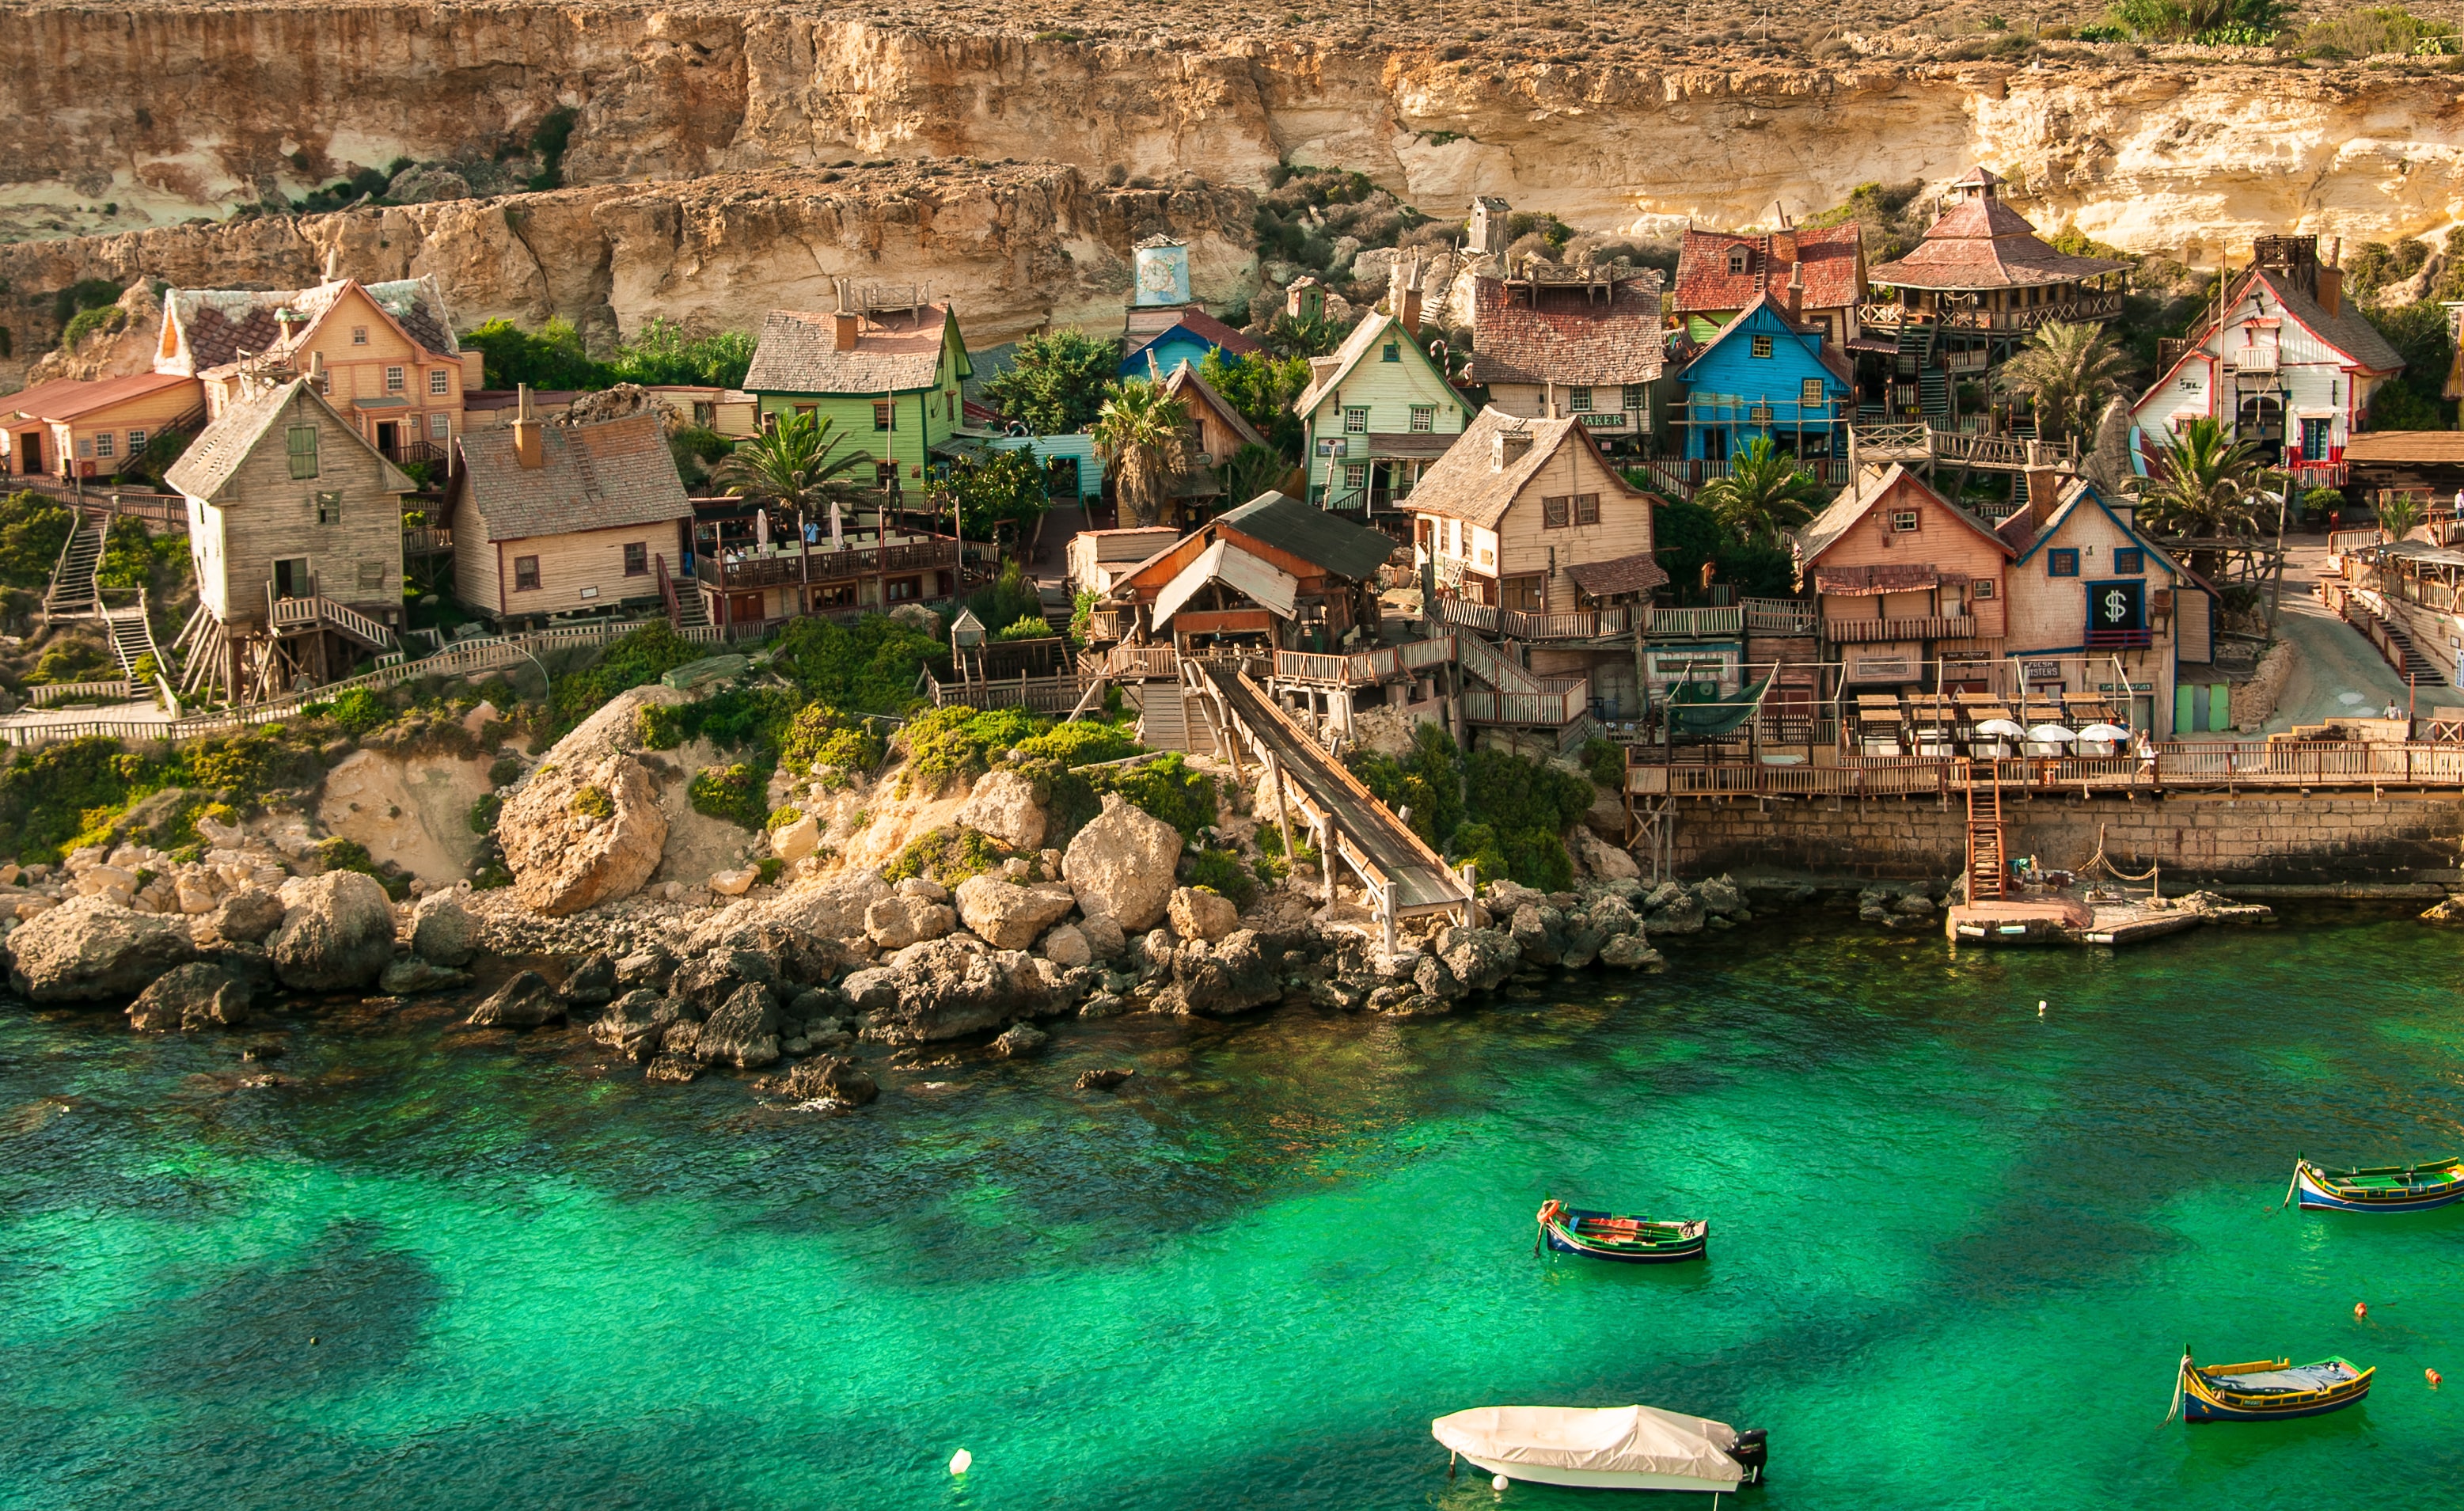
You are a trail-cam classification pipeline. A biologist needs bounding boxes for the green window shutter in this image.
[2210,683,2231,733]
[2174,685,2194,736]
[287,424,319,480]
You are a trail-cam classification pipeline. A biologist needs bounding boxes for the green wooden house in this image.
[1295,309,1473,514]
[742,294,971,492]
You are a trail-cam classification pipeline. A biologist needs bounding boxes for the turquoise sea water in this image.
[6,909,2464,1509]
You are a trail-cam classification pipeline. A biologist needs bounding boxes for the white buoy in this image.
[1492,1472,1509,1490]
[949,1449,972,1475]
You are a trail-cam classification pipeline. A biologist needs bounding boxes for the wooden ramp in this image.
[1186,659,1472,949]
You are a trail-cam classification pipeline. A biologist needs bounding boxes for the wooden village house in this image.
[1672,223,1867,347]
[1673,288,1854,466]
[1157,359,1270,524]
[1793,464,2016,699]
[742,284,970,495]
[445,392,696,627]
[1462,258,1664,452]
[165,377,411,703]
[1095,491,1399,656]
[1,370,203,480]
[1295,309,1473,516]
[156,275,479,464]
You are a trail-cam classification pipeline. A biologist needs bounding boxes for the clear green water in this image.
[6,910,2464,1509]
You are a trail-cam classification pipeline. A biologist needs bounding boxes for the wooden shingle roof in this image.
[453,413,694,543]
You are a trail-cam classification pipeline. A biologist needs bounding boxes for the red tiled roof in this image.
[1672,225,1863,314]
[1168,307,1261,356]
[3,370,198,422]
[1465,274,1665,387]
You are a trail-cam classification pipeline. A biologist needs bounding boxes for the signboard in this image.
[2093,579,2145,634]
[1316,437,1345,457]
[2097,681,2154,693]
[2022,659,2062,681]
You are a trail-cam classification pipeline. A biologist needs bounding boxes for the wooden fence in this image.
[1625,742,2464,798]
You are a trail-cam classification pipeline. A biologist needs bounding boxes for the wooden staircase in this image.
[1963,762,2007,903]
[1132,685,1217,755]
[42,511,104,621]
[655,554,709,630]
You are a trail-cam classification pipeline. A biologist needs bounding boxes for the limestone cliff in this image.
[6,5,2464,264]
[0,165,1255,388]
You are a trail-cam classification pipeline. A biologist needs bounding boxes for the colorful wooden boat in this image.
[2174,1353,2373,1423]
[2291,1155,2464,1213]
[1536,1200,1707,1264]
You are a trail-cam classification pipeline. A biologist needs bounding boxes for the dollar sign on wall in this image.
[2103,587,2128,623]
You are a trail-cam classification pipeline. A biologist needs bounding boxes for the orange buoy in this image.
[2429,1368,2443,1388]
[2355,1301,2369,1321]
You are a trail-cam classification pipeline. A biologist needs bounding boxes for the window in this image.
[2048,549,2080,577]
[126,430,146,454]
[1574,493,1600,526]
[429,368,450,396]
[356,560,386,590]
[1569,385,1593,413]
[313,491,340,525]
[1972,580,1995,600]
[885,575,921,602]
[1750,335,1774,359]
[693,402,716,428]
[287,424,320,480]
[514,556,541,591]
[1409,404,1436,433]
[1543,495,1570,529]
[1727,249,1748,275]
[1381,341,1402,363]
[811,583,857,609]
[385,365,404,393]
[429,413,450,439]
[2113,547,2145,575]
[624,542,649,576]
[93,432,114,459]
[872,402,891,431]
[1503,574,1544,612]
[1343,407,1369,434]
[351,326,368,345]
[1801,378,1827,407]
[1343,462,1368,491]
[1623,385,1646,411]
[1890,509,1919,533]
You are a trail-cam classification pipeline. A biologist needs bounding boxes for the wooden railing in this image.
[1861,290,2124,332]
[1270,634,1456,689]
[1465,678,1589,727]
[1742,597,1821,635]
[1824,614,1980,644]
[403,526,453,555]
[1646,605,1743,638]
[1624,742,2464,798]
[689,537,960,591]
[26,679,134,706]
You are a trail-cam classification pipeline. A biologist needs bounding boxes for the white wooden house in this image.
[1293,309,1474,514]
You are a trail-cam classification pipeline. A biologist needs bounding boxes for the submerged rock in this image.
[467,970,564,1028]
[776,1054,878,1105]
[1075,1067,1135,1091]
[126,962,252,1031]
[379,957,470,995]
[991,1022,1048,1057]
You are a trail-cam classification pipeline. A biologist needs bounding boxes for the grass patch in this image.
[689,764,767,830]
[1186,847,1255,908]
[881,825,1007,886]
[569,784,615,820]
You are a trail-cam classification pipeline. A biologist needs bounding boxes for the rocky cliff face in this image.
[8,5,2464,262]
[0,165,1255,388]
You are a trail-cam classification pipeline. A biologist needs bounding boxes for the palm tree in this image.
[2139,417,2267,542]
[1695,436,1829,547]
[2376,491,2424,545]
[1090,380,1194,527]
[1994,319,2133,443]
[710,408,873,548]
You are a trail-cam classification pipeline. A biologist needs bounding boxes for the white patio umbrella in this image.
[2078,723,2132,742]
[756,507,771,549]
[1975,718,2027,739]
[2027,723,2078,742]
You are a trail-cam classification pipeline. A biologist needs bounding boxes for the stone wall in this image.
[1666,792,2464,886]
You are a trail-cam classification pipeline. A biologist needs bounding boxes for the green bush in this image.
[689,764,767,829]
[766,804,803,830]
[1092,751,1216,839]
[754,856,786,886]
[768,611,950,716]
[1186,848,1256,908]
[313,835,412,900]
[316,687,393,738]
[881,825,1007,886]
[488,755,525,787]
[1581,737,1624,790]
[780,702,885,772]
[0,492,73,588]
[1012,719,1139,769]
[1346,723,1464,846]
[570,785,616,820]
[902,704,1046,791]
[60,303,127,351]
[995,613,1054,641]
[550,623,708,735]
[468,792,503,834]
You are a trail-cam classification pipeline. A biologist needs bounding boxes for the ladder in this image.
[1963,761,2007,903]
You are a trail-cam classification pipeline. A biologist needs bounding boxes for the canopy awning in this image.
[1431,1406,1744,1486]
[1151,539,1299,628]
[1813,564,1969,596]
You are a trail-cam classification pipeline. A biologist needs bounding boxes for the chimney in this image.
[1399,259,1424,338]
[1784,258,1805,324]
[2023,464,2060,527]
[512,383,543,469]
[833,309,861,351]
[1771,228,1798,265]
[309,350,325,388]
[2318,236,2344,319]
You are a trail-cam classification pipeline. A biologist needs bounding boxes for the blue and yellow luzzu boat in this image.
[1536,1200,1707,1264]
[2176,1353,2373,1423]
[2292,1155,2464,1213]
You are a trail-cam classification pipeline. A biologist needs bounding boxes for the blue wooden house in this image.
[1674,291,1852,464]
[1119,307,1262,379]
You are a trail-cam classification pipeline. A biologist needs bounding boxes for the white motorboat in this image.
[1430,1403,1767,1493]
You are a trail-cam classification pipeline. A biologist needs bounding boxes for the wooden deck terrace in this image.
[1428,594,1818,641]
[1623,742,2464,801]
[689,537,960,592]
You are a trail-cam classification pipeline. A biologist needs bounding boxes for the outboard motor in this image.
[1728,1428,1769,1486]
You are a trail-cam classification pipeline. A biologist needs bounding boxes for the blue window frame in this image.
[2113,547,2144,575]
[2047,549,2079,577]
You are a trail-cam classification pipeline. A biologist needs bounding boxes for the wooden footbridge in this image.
[1182,659,1475,951]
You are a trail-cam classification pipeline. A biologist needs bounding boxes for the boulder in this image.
[837,967,901,1017]
[770,813,821,863]
[671,948,779,1013]
[955,769,1049,851]
[777,1054,879,1105]
[709,867,758,897]
[1695,875,1747,917]
[1413,951,1461,1001]
[1510,904,1563,966]
[7,895,197,1001]
[1892,891,1937,917]
[385,164,472,203]
[894,876,950,902]
[1167,886,1239,943]
[410,891,480,966]
[1076,1068,1135,1091]
[853,940,1049,1045]
[954,875,1079,951]
[644,1052,701,1084]
[380,957,470,994]
[992,1022,1049,1057]
[589,989,678,1060]
[1076,910,1126,960]
[558,951,620,1006]
[1487,879,1547,915]
[1037,923,1092,969]
[498,752,668,916]
[1165,929,1282,1016]
[174,875,218,915]
[866,894,955,950]
[614,951,676,993]
[268,871,397,992]
[1061,794,1180,932]
[689,869,890,954]
[1649,890,1707,936]
[1574,830,1641,881]
[207,888,287,945]
[1585,895,1642,937]
[467,970,564,1028]
[1599,934,1667,970]
[2423,896,2464,925]
[126,962,252,1031]
[698,981,783,1068]
[1440,926,1521,993]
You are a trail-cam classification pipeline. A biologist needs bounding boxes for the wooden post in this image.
[1321,820,1339,905]
[1267,751,1297,875]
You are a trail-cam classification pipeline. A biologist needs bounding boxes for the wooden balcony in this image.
[2086,625,2154,650]
[1824,614,1980,644]
[1859,290,2124,332]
